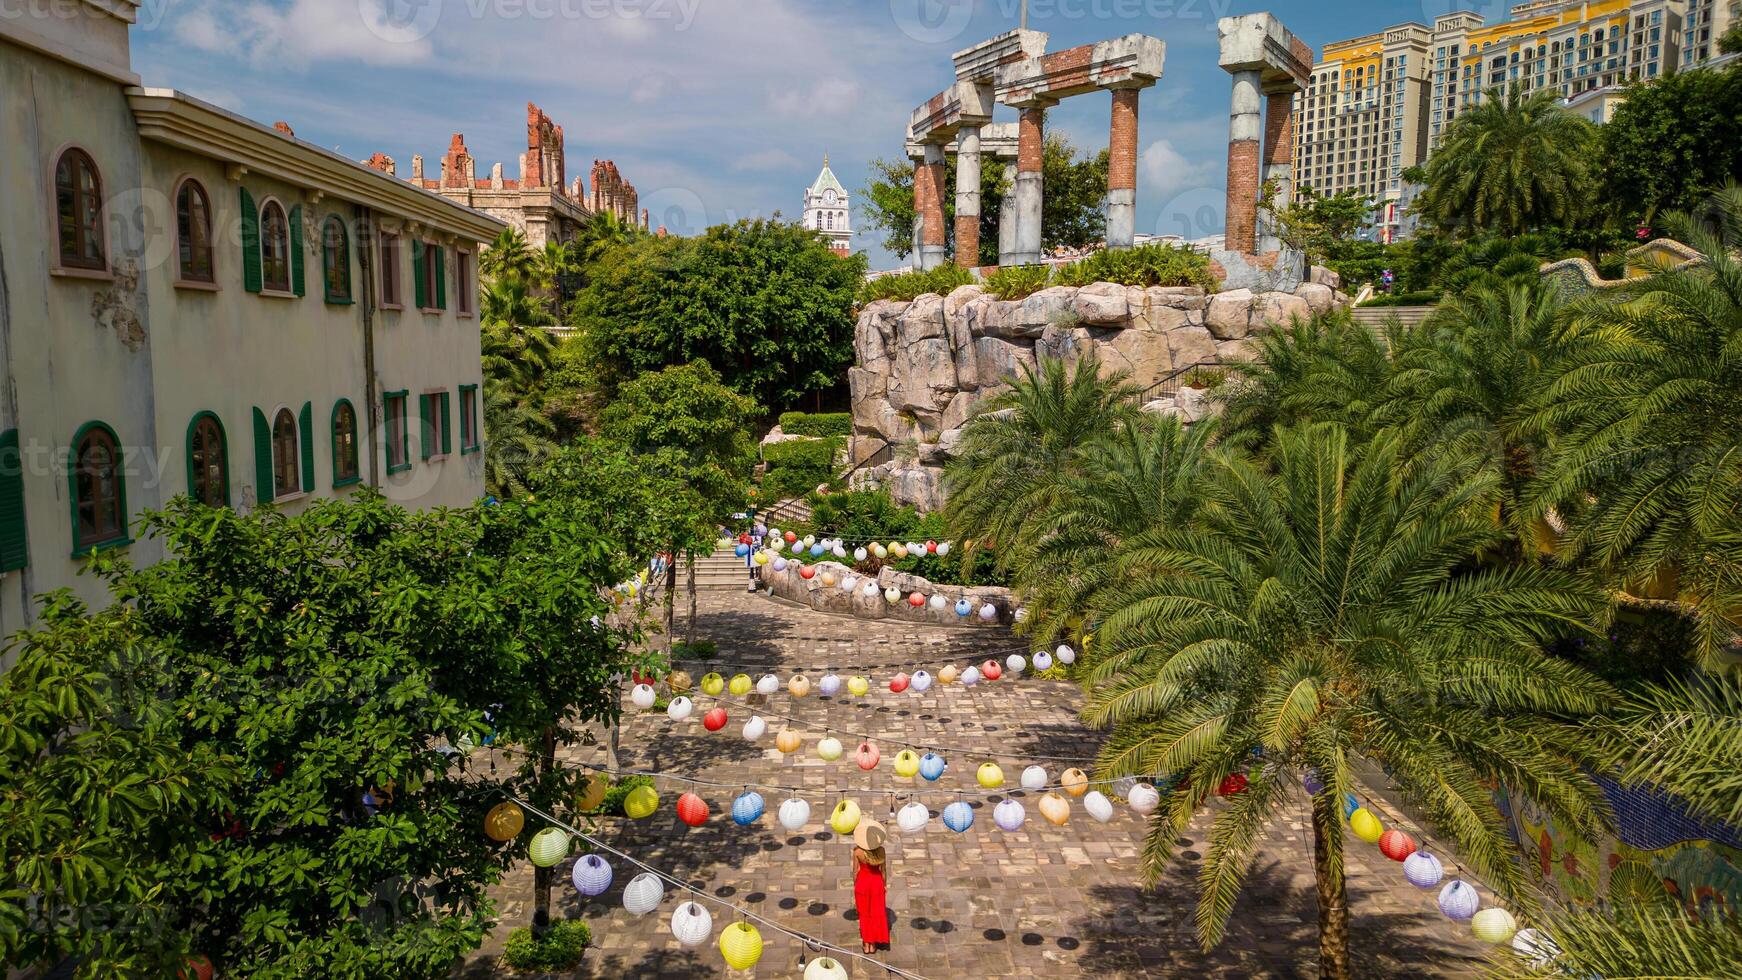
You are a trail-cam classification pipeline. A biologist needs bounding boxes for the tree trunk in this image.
[663,553,677,651]
[685,551,697,644]
[532,726,559,937]
[1312,793,1353,980]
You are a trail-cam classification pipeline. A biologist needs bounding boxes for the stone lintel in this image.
[951,28,1049,83]
[997,35,1164,107]
[908,80,997,144]
[1217,13,1311,91]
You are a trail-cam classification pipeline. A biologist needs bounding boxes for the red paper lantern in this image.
[180,955,214,980]
[981,660,1002,681]
[1217,773,1248,797]
[908,591,925,606]
[889,672,910,693]
[784,531,798,544]
[1379,829,1417,862]
[703,707,728,732]
[677,791,709,826]
[926,540,938,554]
[799,565,816,580]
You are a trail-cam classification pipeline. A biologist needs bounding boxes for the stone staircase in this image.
[762,496,813,527]
[687,542,753,592]
[1351,304,1435,329]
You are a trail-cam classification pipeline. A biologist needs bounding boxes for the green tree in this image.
[1217,310,1400,456]
[1079,423,1611,978]
[572,219,863,408]
[1272,185,1373,260]
[1413,84,1598,237]
[480,226,534,284]
[1599,64,1742,228]
[573,210,643,265]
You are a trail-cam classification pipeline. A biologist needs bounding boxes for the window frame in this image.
[383,390,411,474]
[458,384,481,455]
[419,388,452,461]
[67,420,130,556]
[50,146,109,278]
[379,231,403,309]
[331,398,361,488]
[416,239,444,314]
[258,198,294,295]
[455,248,474,317]
[269,406,302,501]
[185,411,229,508]
[321,215,353,304]
[173,176,218,289]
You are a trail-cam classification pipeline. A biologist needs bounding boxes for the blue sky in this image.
[130,0,1504,270]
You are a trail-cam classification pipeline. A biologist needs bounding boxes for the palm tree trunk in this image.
[685,551,697,644]
[1312,792,1353,980]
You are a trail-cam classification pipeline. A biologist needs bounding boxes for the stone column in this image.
[908,147,926,267]
[918,143,949,271]
[998,177,1018,266]
[954,125,983,269]
[1106,87,1141,250]
[1009,105,1048,266]
[1260,88,1296,252]
[1224,69,1263,255]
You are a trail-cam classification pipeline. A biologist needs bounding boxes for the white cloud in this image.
[768,78,861,119]
[171,0,437,68]
[1140,137,1218,200]
[733,148,802,172]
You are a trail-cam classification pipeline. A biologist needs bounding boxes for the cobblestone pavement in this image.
[458,590,1495,978]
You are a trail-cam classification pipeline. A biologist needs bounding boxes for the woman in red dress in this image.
[851,820,890,953]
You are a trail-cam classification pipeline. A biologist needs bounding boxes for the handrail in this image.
[1131,359,1225,405]
[840,436,893,484]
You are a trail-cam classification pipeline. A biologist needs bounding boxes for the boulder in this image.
[970,335,1035,391]
[1253,291,1312,328]
[1010,286,1079,336]
[1070,282,1131,326]
[1167,325,1218,368]
[1205,288,1256,340]
[1096,324,1174,389]
[1310,265,1342,289]
[1294,281,1337,315]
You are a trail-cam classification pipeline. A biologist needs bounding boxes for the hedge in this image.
[777,412,852,438]
[762,437,842,470]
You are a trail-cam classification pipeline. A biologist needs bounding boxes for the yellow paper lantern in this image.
[667,670,692,694]
[846,676,870,697]
[789,674,812,698]
[754,550,771,566]
[830,799,862,835]
[576,776,608,812]
[1061,768,1089,798]
[893,543,909,559]
[1471,908,1518,945]
[777,728,803,754]
[625,784,660,820]
[719,922,763,970]
[1039,792,1071,826]
[728,673,753,696]
[1349,807,1385,844]
[893,749,921,778]
[700,672,725,696]
[976,762,1005,789]
[938,664,959,684]
[816,736,844,761]
[484,802,524,841]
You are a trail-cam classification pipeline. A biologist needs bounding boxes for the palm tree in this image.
[1413,84,1598,237]
[482,379,554,499]
[480,226,534,284]
[575,210,642,265]
[1216,310,1401,455]
[1485,902,1742,979]
[1080,423,1613,978]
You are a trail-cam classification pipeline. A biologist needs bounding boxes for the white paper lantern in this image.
[778,797,811,831]
[910,670,933,692]
[884,586,901,604]
[929,594,946,610]
[1005,654,1026,675]
[666,696,693,721]
[840,575,858,593]
[896,801,930,833]
[1404,850,1444,888]
[1056,644,1075,664]
[1472,908,1518,944]
[978,604,998,621]
[803,534,815,547]
[862,581,880,597]
[961,666,981,686]
[742,715,767,740]
[1438,880,1480,921]
[756,674,780,696]
[623,872,664,916]
[1032,651,1053,672]
[804,956,850,980]
[853,547,868,562]
[994,799,1026,832]
[936,542,951,556]
[1083,790,1115,823]
[1127,782,1161,816]
[818,674,841,696]
[571,854,612,896]
[1013,607,1027,622]
[833,544,848,559]
[669,901,712,948]
[816,736,843,761]
[1021,766,1049,791]
[631,683,656,709]
[1510,928,1559,967]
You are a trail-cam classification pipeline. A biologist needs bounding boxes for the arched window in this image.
[322,216,351,302]
[187,412,227,507]
[332,400,360,486]
[260,201,291,292]
[55,148,104,270]
[176,179,215,283]
[70,422,126,553]
[271,408,299,498]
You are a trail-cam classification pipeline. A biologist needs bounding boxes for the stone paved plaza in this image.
[459,589,1495,978]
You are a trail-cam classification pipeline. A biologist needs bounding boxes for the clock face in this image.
[824,190,836,205]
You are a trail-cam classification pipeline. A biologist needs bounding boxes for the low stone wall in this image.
[756,559,1012,626]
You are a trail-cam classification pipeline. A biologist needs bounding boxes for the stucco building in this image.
[0,0,503,633]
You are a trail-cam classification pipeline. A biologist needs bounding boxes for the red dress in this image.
[854,857,889,944]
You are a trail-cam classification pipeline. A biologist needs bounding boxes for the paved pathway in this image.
[459,590,1494,978]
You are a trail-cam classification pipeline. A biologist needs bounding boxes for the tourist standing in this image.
[851,821,889,953]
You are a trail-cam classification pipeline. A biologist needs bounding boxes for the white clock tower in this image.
[803,155,853,256]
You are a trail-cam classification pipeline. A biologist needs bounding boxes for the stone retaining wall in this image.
[756,559,1012,626]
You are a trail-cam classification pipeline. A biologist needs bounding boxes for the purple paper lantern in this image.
[1437,879,1480,921]
[993,799,1025,832]
[571,854,613,896]
[1404,850,1444,889]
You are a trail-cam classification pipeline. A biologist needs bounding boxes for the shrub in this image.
[588,775,655,817]
[1052,243,1218,291]
[1356,290,1442,308]
[857,264,976,304]
[777,412,852,438]
[984,264,1053,299]
[502,920,591,972]
[762,437,841,471]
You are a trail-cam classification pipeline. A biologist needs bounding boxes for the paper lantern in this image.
[893,543,909,559]
[929,594,946,610]
[572,854,612,896]
[778,797,810,831]
[799,565,816,580]
[1013,606,1027,622]
[732,791,765,826]
[1060,768,1089,797]
[1032,651,1053,672]
[1403,850,1444,888]
[1056,644,1075,664]
[840,575,858,592]
[742,715,767,740]
[666,696,693,722]
[1379,829,1417,862]
[784,531,798,544]
[818,673,842,696]
[855,741,881,771]
[623,872,664,916]
[981,660,1002,681]
[884,587,901,604]
[1438,879,1480,921]
[910,670,933,692]
[677,791,709,827]
[942,801,974,833]
[702,707,728,732]
[1128,782,1161,816]
[1039,793,1070,826]
[803,534,815,547]
[1005,654,1026,675]
[833,544,848,559]
[908,591,925,607]
[816,736,844,762]
[667,670,692,694]
[729,674,753,696]
[700,673,725,696]
[897,801,929,832]
[577,775,608,812]
[994,799,1026,831]
[961,666,981,686]
[925,539,938,554]
[854,547,868,562]
[936,541,952,556]
[789,675,811,698]
[754,550,771,566]
[1021,765,1049,791]
[954,598,972,617]
[756,674,780,696]
[976,762,1005,789]
[938,664,959,684]
[830,799,862,835]
[1472,908,1517,944]
[1217,773,1248,797]
[847,676,870,697]
[810,543,825,557]
[805,955,849,980]
[1511,928,1559,967]
[485,802,525,841]
[631,684,656,709]
[777,728,803,754]
[773,557,789,572]
[919,753,946,781]
[181,955,214,980]
[889,672,910,693]
[974,604,994,621]
[735,542,750,557]
[528,828,570,867]
[822,571,838,587]
[862,580,880,597]
[1349,807,1384,844]
[625,784,660,819]
[670,901,712,948]
[893,749,920,778]
[873,543,887,559]
[719,921,763,970]
[1303,772,1325,795]
[1084,790,1115,823]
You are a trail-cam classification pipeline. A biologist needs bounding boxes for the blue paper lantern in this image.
[942,801,974,832]
[954,598,972,617]
[810,543,825,557]
[1404,850,1445,889]
[919,753,946,781]
[1438,879,1480,921]
[572,854,613,896]
[1343,792,1359,818]
[732,791,765,827]
[734,543,750,558]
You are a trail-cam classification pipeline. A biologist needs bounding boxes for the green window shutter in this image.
[240,188,262,293]
[298,401,315,491]
[252,407,272,504]
[434,245,447,310]
[440,392,452,455]
[419,394,433,460]
[0,429,28,572]
[412,242,427,309]
[289,205,305,297]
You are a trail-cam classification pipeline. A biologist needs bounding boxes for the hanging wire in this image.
[658,636,1071,674]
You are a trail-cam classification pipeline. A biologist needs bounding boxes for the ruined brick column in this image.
[1106,87,1141,250]
[954,126,982,269]
[1224,69,1263,255]
[1008,104,1048,266]
[1261,87,1297,252]
[916,143,949,271]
